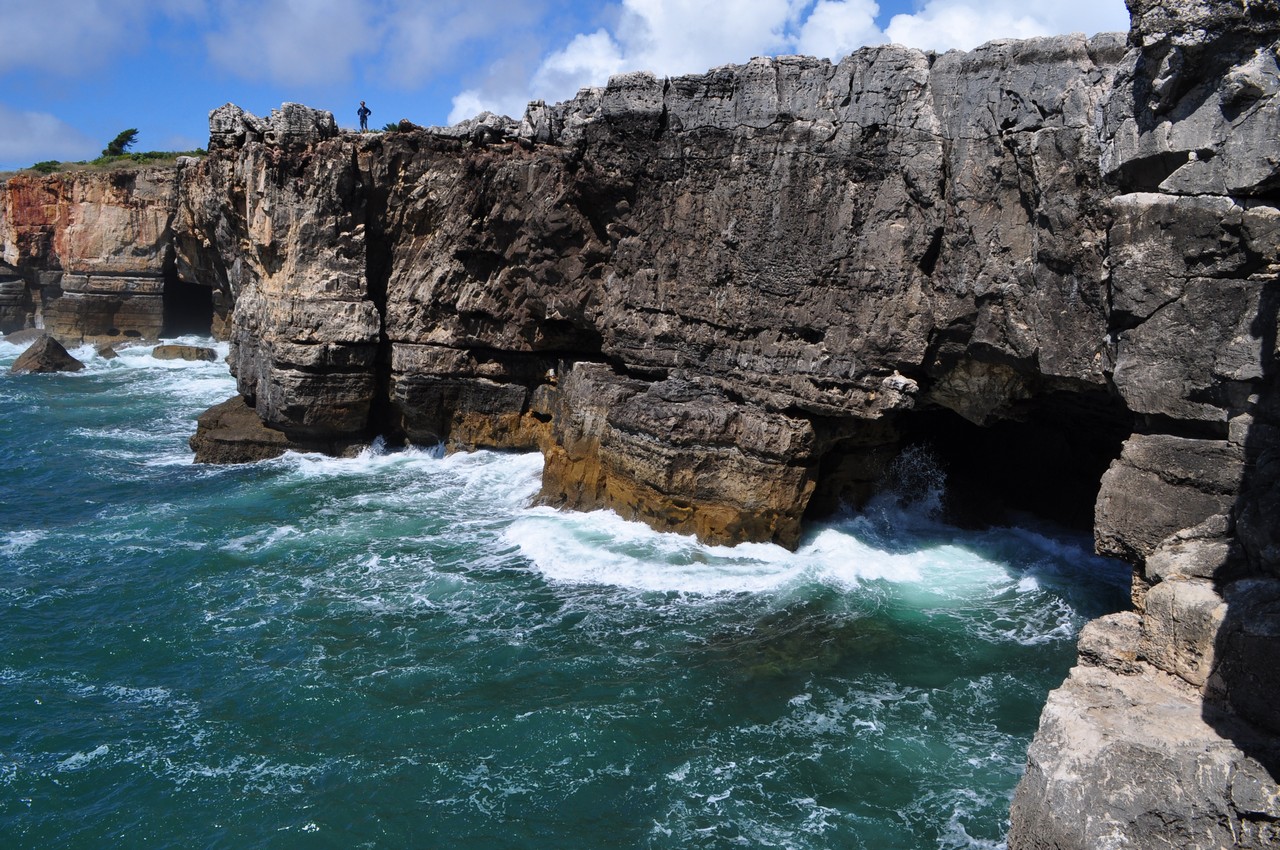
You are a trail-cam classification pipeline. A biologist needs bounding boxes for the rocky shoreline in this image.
[3,0,1278,845]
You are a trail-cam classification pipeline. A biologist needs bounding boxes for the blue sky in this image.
[0,0,1130,171]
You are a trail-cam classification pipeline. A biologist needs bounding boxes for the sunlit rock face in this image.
[0,170,177,341]
[181,35,1133,550]
[4,3,1279,843]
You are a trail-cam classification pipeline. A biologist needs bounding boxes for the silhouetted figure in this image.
[358,101,371,132]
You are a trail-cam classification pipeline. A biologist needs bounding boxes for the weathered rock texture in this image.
[9,334,84,374]
[4,2,1278,845]
[1008,1,1280,848]
[0,167,215,342]
[1010,612,1280,849]
[179,34,1137,549]
[152,343,217,362]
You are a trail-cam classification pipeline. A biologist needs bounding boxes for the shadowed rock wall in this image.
[1008,2,1280,848]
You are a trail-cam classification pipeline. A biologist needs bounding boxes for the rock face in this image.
[10,334,84,373]
[1009,612,1280,850]
[4,0,1278,844]
[0,168,217,343]
[1008,1,1280,848]
[152,343,217,362]
[177,36,1134,549]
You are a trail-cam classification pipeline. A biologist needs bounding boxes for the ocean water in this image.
[0,338,1129,849]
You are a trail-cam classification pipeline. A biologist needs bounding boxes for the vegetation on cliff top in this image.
[12,150,207,178]
[2,129,205,179]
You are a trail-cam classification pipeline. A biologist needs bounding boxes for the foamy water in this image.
[0,336,1128,849]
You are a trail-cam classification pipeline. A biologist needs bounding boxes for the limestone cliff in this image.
[173,36,1133,548]
[1008,2,1280,847]
[0,166,215,342]
[2,1,1277,845]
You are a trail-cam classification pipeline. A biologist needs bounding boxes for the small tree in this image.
[103,129,139,157]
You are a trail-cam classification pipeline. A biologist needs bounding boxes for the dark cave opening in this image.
[809,389,1133,533]
[161,271,214,337]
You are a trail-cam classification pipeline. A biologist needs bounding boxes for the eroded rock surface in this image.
[152,343,217,362]
[1010,613,1280,850]
[3,0,1279,844]
[1009,1,1280,847]
[0,167,217,342]
[176,36,1133,551]
[9,334,84,373]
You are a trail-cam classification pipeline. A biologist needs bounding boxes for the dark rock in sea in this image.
[10,334,84,374]
[152,343,217,362]
[188,394,291,463]
[189,394,370,464]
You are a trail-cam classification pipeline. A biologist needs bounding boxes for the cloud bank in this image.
[450,0,1129,122]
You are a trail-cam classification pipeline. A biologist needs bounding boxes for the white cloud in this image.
[0,1,208,78]
[613,0,796,77]
[0,104,98,168]
[0,0,154,76]
[796,0,885,60]
[885,0,1129,52]
[205,0,380,86]
[447,88,534,126]
[447,0,1129,122]
[383,0,547,88]
[531,30,627,101]
[886,5,1045,51]
[449,0,805,122]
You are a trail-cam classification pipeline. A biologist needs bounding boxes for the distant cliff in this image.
[0,166,217,342]
[2,1,1278,846]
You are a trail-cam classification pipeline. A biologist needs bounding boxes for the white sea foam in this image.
[269,446,544,524]
[2,529,48,555]
[68,336,234,396]
[505,499,1023,602]
[222,525,303,553]
[56,744,110,772]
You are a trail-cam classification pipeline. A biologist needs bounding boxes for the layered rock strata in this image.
[3,1,1278,844]
[0,168,215,341]
[1009,2,1280,847]
[181,34,1133,550]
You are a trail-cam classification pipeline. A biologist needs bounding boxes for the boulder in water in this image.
[10,335,85,374]
[152,344,217,362]
[189,395,291,463]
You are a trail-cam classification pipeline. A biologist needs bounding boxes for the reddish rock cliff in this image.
[1,166,215,341]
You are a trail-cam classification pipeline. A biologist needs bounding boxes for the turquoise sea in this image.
[0,337,1128,849]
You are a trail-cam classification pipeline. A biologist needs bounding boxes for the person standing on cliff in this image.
[358,101,371,132]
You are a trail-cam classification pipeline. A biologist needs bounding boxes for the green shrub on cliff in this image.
[103,129,139,157]
[15,149,207,177]
[91,149,207,166]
